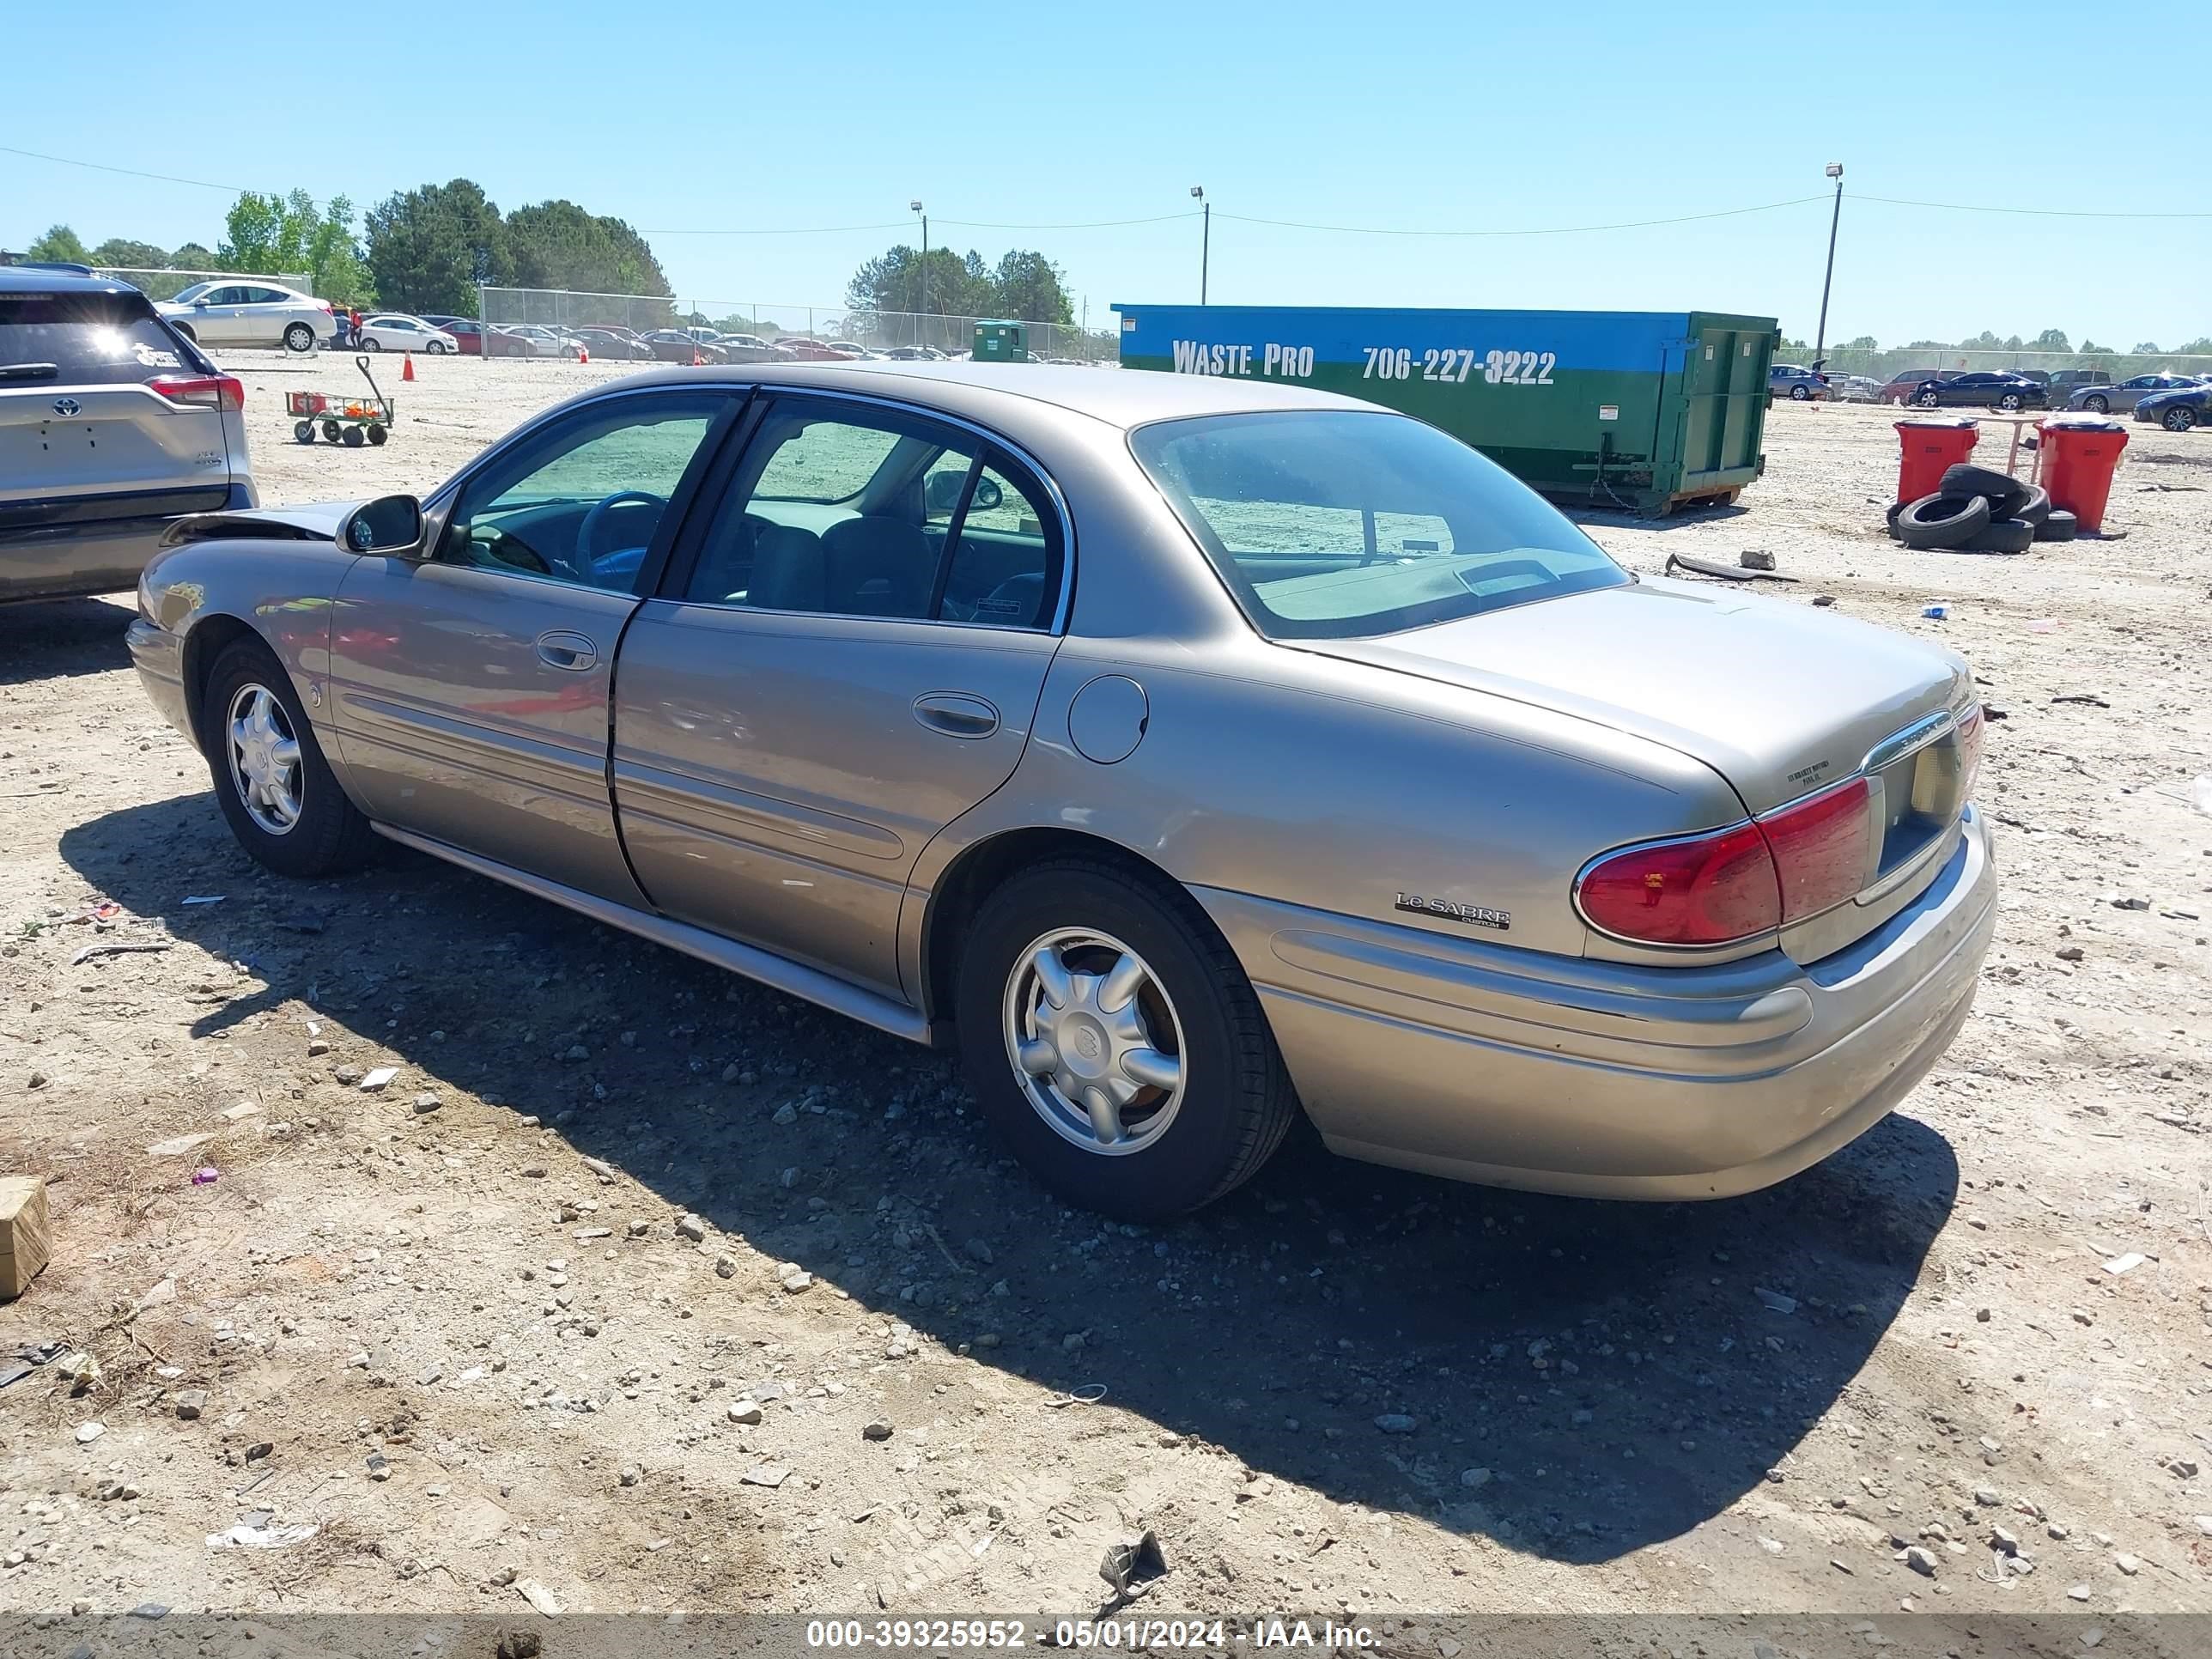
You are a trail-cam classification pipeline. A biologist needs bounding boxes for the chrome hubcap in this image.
[226,684,304,836]
[1003,928,1185,1156]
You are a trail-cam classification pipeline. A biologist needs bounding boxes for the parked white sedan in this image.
[356,314,460,355]
[156,281,333,353]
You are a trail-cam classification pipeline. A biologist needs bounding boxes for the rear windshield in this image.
[0,291,204,386]
[1129,410,1628,640]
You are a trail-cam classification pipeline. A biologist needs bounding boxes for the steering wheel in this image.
[572,489,666,581]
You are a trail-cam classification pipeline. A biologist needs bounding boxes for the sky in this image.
[6,0,2208,350]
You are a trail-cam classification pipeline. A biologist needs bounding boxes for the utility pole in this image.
[1190,185,1209,303]
[909,199,927,343]
[1813,162,1844,368]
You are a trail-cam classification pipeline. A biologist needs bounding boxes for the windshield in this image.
[1129,410,1628,641]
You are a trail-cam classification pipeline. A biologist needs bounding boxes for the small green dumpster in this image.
[1115,303,1778,514]
[973,319,1030,363]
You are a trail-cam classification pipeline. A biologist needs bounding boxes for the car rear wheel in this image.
[1790,384,1811,401]
[201,641,377,878]
[2084,394,2109,413]
[283,321,315,353]
[360,337,381,351]
[1997,392,2023,411]
[2164,406,2197,432]
[955,859,1298,1220]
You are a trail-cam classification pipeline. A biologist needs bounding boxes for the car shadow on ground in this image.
[0,596,134,686]
[1563,501,1752,535]
[61,791,1959,1568]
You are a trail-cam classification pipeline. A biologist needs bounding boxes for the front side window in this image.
[438,392,729,591]
[680,398,1060,628]
[1130,410,1626,641]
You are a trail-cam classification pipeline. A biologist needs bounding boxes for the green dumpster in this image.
[973,319,1030,363]
[1114,303,1778,514]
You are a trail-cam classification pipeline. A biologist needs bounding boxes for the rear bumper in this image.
[1,481,257,605]
[1196,807,1996,1200]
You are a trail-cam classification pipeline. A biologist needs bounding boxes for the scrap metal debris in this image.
[1098,1528,1170,1598]
[1664,552,1799,584]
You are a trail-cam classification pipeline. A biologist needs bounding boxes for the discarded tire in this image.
[1939,464,2029,520]
[2013,483,2051,526]
[1893,493,1993,550]
[2034,509,2078,542]
[1959,518,2033,554]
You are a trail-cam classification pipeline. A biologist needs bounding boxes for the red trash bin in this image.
[2039,416,2129,532]
[1893,418,1979,504]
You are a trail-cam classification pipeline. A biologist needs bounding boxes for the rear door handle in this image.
[912,692,1000,739]
[536,630,598,672]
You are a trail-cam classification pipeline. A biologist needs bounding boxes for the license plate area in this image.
[1873,728,1965,878]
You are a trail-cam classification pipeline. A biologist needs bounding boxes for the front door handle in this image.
[912,692,1000,739]
[536,630,599,672]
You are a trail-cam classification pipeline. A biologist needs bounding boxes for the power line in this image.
[935,212,1201,230]
[1214,197,1828,237]
[641,221,913,237]
[650,211,1202,235]
[1848,191,2212,220]
[0,144,249,194]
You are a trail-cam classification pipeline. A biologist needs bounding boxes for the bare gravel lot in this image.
[2,352,2209,1626]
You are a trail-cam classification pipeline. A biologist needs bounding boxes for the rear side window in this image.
[0,292,204,386]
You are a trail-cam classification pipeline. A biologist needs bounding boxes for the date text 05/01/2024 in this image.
[1168,339,1559,386]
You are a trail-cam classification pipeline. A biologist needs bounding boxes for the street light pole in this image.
[1190,185,1208,303]
[1813,162,1844,368]
[909,199,927,343]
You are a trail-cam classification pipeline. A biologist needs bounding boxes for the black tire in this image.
[360,337,381,351]
[1916,389,1942,408]
[320,419,342,443]
[1997,392,2023,412]
[2013,483,2051,525]
[2083,394,2109,413]
[342,425,365,447]
[2164,406,2197,433]
[367,423,388,446]
[1939,463,2030,519]
[283,321,315,353]
[199,640,377,879]
[1958,517,2033,554]
[293,420,315,444]
[2034,509,2078,542]
[1790,384,1812,401]
[954,859,1298,1220]
[426,340,448,355]
[1894,492,1993,550]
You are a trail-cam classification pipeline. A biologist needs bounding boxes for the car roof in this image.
[0,266,142,296]
[586,360,1370,429]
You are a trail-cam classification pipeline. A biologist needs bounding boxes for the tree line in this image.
[22,179,671,317]
[1784,327,2212,368]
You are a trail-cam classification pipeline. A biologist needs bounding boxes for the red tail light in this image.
[1759,777,1872,922]
[1578,776,1876,946]
[1577,822,1781,945]
[149,374,245,413]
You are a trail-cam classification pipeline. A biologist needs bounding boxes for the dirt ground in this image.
[2,350,2209,1626]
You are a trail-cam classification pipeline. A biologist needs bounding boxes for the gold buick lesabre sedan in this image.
[127,363,1996,1218]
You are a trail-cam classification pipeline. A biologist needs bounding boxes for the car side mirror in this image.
[338,494,425,557]
[923,470,969,514]
[191,299,210,307]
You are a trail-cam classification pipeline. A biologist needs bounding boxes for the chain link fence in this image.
[94,267,312,302]
[477,288,1116,362]
[1796,342,2212,390]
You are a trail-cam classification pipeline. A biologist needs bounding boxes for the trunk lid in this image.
[1298,576,1969,816]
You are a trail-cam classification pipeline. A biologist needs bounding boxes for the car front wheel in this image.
[283,321,315,352]
[2164,406,2197,432]
[201,640,378,878]
[955,859,1298,1220]
[1790,385,1811,400]
[1916,390,1941,407]
[2084,395,2109,413]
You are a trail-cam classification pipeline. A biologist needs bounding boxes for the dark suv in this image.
[2,269,254,605]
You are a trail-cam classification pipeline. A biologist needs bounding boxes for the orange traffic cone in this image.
[691,349,703,367]
[578,346,589,364]
[401,353,416,383]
